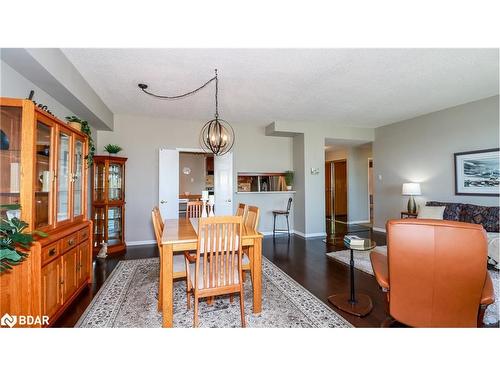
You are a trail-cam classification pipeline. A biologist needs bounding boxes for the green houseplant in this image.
[65,116,95,166]
[0,204,47,273]
[284,170,294,190]
[104,144,123,154]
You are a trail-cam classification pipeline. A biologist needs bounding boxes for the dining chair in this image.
[242,205,260,283]
[185,216,246,327]
[236,203,247,217]
[152,207,191,311]
[272,197,293,237]
[186,201,203,218]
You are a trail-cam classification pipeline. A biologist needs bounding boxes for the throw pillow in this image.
[426,201,462,221]
[417,205,445,220]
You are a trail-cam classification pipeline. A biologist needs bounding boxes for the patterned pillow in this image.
[425,201,462,221]
[462,204,499,233]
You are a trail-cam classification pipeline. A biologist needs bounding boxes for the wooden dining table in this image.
[160,217,264,328]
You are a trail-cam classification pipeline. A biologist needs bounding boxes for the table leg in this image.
[251,238,262,314]
[158,253,163,311]
[349,248,356,303]
[161,243,174,328]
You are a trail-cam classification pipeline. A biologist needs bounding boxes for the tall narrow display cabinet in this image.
[0,98,92,327]
[91,155,127,254]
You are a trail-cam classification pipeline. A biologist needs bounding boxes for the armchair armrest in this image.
[370,251,390,291]
[480,272,495,306]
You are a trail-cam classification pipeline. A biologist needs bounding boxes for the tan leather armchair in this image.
[370,219,495,327]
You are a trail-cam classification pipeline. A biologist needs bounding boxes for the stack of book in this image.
[344,235,366,247]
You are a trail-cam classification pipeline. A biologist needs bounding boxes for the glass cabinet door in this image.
[57,131,71,222]
[35,120,54,228]
[108,162,123,201]
[93,160,106,202]
[107,206,123,246]
[0,105,22,217]
[93,206,106,248]
[72,138,84,217]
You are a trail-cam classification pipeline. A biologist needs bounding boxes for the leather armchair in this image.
[370,219,495,327]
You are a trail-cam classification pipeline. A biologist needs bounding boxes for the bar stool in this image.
[272,197,293,237]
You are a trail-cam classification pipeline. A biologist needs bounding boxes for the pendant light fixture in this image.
[138,69,234,156]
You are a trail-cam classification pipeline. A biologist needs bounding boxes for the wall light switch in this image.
[378,174,382,181]
[311,168,320,175]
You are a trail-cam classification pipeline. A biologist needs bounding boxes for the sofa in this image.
[426,201,499,268]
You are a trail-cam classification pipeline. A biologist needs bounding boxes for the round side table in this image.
[328,239,376,317]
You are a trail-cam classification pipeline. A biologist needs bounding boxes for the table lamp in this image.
[402,182,421,214]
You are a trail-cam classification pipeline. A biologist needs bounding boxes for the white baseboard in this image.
[347,220,371,224]
[293,231,327,238]
[372,226,386,233]
[126,240,156,246]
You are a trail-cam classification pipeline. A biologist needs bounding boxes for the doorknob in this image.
[160,200,167,204]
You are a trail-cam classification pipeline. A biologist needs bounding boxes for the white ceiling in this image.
[62,49,499,128]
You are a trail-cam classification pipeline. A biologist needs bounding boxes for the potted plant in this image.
[0,204,47,273]
[104,144,123,154]
[284,170,294,191]
[65,115,84,131]
[65,116,95,166]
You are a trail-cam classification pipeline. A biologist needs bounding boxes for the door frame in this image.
[325,158,348,223]
[367,157,373,223]
[159,147,234,217]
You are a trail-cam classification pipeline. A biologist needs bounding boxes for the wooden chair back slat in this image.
[245,205,260,231]
[186,201,203,219]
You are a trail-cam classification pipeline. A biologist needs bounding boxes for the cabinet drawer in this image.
[41,242,60,266]
[60,233,78,253]
[78,227,90,243]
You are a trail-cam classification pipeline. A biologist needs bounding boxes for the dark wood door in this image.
[333,160,347,217]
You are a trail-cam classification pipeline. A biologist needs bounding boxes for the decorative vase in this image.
[208,203,215,217]
[287,186,292,191]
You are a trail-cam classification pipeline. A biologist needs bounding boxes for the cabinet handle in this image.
[60,280,64,285]
[68,238,75,246]
[49,248,56,256]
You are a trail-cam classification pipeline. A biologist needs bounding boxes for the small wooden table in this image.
[160,217,263,328]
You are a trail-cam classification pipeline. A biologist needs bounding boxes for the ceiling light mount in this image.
[138,69,234,155]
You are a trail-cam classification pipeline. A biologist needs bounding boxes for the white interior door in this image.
[214,152,233,215]
[159,148,179,219]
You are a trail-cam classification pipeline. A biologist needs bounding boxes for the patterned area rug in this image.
[326,246,499,325]
[76,257,352,328]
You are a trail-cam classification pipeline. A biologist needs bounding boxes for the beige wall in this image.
[97,115,293,243]
[373,96,499,231]
[179,153,206,195]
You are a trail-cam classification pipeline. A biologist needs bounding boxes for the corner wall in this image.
[373,95,499,230]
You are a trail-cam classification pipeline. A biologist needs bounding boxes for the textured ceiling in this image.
[62,49,499,128]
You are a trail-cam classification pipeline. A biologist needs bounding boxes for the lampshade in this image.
[402,183,421,196]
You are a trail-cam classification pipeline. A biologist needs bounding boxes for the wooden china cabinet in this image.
[91,155,127,254]
[0,98,92,327]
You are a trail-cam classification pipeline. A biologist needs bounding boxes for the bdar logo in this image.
[1,313,17,328]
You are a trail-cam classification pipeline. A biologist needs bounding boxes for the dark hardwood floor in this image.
[53,220,497,328]
[54,220,390,328]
